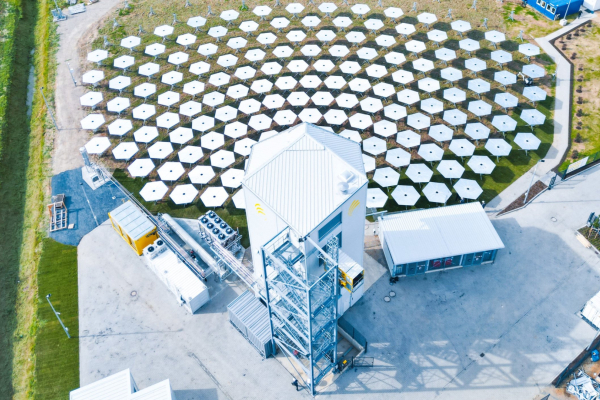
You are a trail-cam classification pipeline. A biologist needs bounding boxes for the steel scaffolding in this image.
[261,227,339,396]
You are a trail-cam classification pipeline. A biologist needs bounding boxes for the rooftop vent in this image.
[337,181,349,194]
[339,170,356,183]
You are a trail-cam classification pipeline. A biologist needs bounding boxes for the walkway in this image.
[52,0,121,174]
[487,12,598,213]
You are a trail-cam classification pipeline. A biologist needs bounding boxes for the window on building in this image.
[395,264,406,275]
[482,250,495,263]
[319,232,342,267]
[446,255,462,267]
[537,0,547,6]
[318,213,342,241]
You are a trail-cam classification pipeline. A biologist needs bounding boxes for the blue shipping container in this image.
[525,0,583,19]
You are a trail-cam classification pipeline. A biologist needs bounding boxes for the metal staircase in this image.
[261,228,339,395]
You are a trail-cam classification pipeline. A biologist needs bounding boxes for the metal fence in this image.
[558,150,600,179]
[338,316,368,353]
[552,331,600,387]
[352,357,374,368]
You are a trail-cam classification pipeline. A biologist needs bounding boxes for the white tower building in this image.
[242,123,368,394]
[243,123,368,281]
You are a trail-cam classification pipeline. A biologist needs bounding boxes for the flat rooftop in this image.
[379,202,505,265]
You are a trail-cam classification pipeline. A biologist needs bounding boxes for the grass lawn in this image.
[557,21,600,169]
[0,0,20,160]
[0,0,51,397]
[34,238,79,400]
[502,2,579,40]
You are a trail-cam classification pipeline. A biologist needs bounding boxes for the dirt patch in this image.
[579,227,600,252]
[498,180,548,215]
[556,19,600,166]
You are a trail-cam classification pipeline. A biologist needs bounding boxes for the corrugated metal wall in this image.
[227,291,274,358]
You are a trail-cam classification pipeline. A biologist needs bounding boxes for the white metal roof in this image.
[70,371,175,400]
[130,380,175,400]
[379,202,504,265]
[582,290,600,330]
[109,201,156,240]
[243,123,367,236]
[70,369,135,400]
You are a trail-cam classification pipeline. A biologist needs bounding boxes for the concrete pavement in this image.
[52,0,121,174]
[77,165,600,400]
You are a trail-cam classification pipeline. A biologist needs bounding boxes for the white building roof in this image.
[109,201,155,240]
[243,123,367,236]
[130,380,175,400]
[70,370,176,400]
[582,290,600,330]
[379,202,504,265]
[70,369,135,400]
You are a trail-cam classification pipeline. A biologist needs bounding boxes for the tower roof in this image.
[243,123,367,236]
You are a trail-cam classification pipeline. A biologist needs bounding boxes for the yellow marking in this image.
[254,203,266,216]
[348,199,360,216]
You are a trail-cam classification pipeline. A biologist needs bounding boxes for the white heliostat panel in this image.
[242,123,368,285]
[143,240,209,313]
[582,290,600,329]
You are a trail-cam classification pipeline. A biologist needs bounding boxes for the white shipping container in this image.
[143,243,210,313]
[582,290,600,329]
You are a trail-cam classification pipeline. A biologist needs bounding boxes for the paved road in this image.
[52,0,121,174]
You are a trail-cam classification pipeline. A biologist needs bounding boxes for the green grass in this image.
[0,0,20,163]
[34,239,79,400]
[115,169,250,247]
[559,22,600,171]
[0,0,57,396]
[0,0,42,396]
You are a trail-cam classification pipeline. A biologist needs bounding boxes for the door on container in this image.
[394,264,406,276]
[481,250,495,263]
[406,263,417,276]
[416,260,427,274]
[463,253,474,266]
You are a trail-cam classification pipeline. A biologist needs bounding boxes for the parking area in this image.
[78,168,600,400]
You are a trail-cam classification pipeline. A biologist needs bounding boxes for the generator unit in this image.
[198,211,238,248]
[337,256,365,316]
[142,237,167,261]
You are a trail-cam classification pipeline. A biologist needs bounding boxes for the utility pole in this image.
[46,294,71,339]
[66,62,77,86]
[40,87,59,130]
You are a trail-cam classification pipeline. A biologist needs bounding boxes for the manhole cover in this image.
[551,217,557,222]
[130,290,137,297]
[389,291,396,297]
[384,296,391,302]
